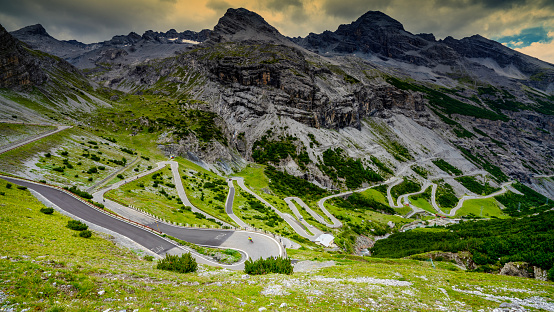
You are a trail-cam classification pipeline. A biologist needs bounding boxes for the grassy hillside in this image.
[1,178,553,311]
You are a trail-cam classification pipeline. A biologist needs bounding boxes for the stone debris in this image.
[452,286,554,311]
[261,285,290,296]
[293,260,335,272]
[313,276,413,287]
[493,302,528,312]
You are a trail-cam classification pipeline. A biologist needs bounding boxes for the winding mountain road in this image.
[0,124,71,154]
[1,126,284,269]
[2,122,521,262]
[93,161,232,227]
[432,182,513,216]
[232,177,319,240]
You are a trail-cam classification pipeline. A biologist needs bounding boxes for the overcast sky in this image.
[1,0,554,63]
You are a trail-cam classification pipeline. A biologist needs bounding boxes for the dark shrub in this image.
[40,207,54,214]
[79,230,92,238]
[64,186,93,199]
[67,220,88,231]
[117,174,124,179]
[156,253,197,273]
[5,183,12,189]
[244,257,293,275]
[16,186,27,190]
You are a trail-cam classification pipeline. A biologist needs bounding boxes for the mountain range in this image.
[2,7,553,198]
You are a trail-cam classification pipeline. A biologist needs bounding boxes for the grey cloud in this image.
[0,0,176,43]
[435,0,554,9]
[206,0,232,12]
[265,0,303,11]
[321,0,389,19]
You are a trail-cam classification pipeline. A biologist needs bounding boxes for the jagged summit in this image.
[291,10,430,62]
[10,24,50,37]
[340,10,405,32]
[209,8,294,46]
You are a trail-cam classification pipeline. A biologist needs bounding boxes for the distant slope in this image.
[0,23,111,122]
[11,24,211,69]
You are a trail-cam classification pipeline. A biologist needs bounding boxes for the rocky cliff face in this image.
[124,9,426,131]
[0,24,47,89]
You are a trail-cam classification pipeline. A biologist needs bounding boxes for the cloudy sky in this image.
[1,0,554,63]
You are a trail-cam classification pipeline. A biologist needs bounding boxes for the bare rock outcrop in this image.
[354,235,375,256]
[499,262,533,278]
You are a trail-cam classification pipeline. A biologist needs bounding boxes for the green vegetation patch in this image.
[330,193,395,221]
[244,257,293,275]
[435,180,458,209]
[181,166,233,225]
[252,131,312,170]
[157,253,198,273]
[390,178,420,202]
[0,123,56,146]
[235,165,332,227]
[408,194,435,213]
[455,176,499,195]
[386,76,508,121]
[432,159,462,176]
[455,197,505,219]
[232,184,295,237]
[372,210,554,275]
[320,148,383,189]
[106,167,222,227]
[265,166,328,200]
[411,165,429,179]
[92,95,228,146]
[370,155,393,175]
[496,182,553,217]
[455,145,509,182]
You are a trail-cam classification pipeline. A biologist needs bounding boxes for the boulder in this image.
[499,262,533,278]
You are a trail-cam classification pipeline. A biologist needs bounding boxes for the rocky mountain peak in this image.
[11,24,50,37]
[292,9,430,62]
[209,8,293,45]
[345,10,405,32]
